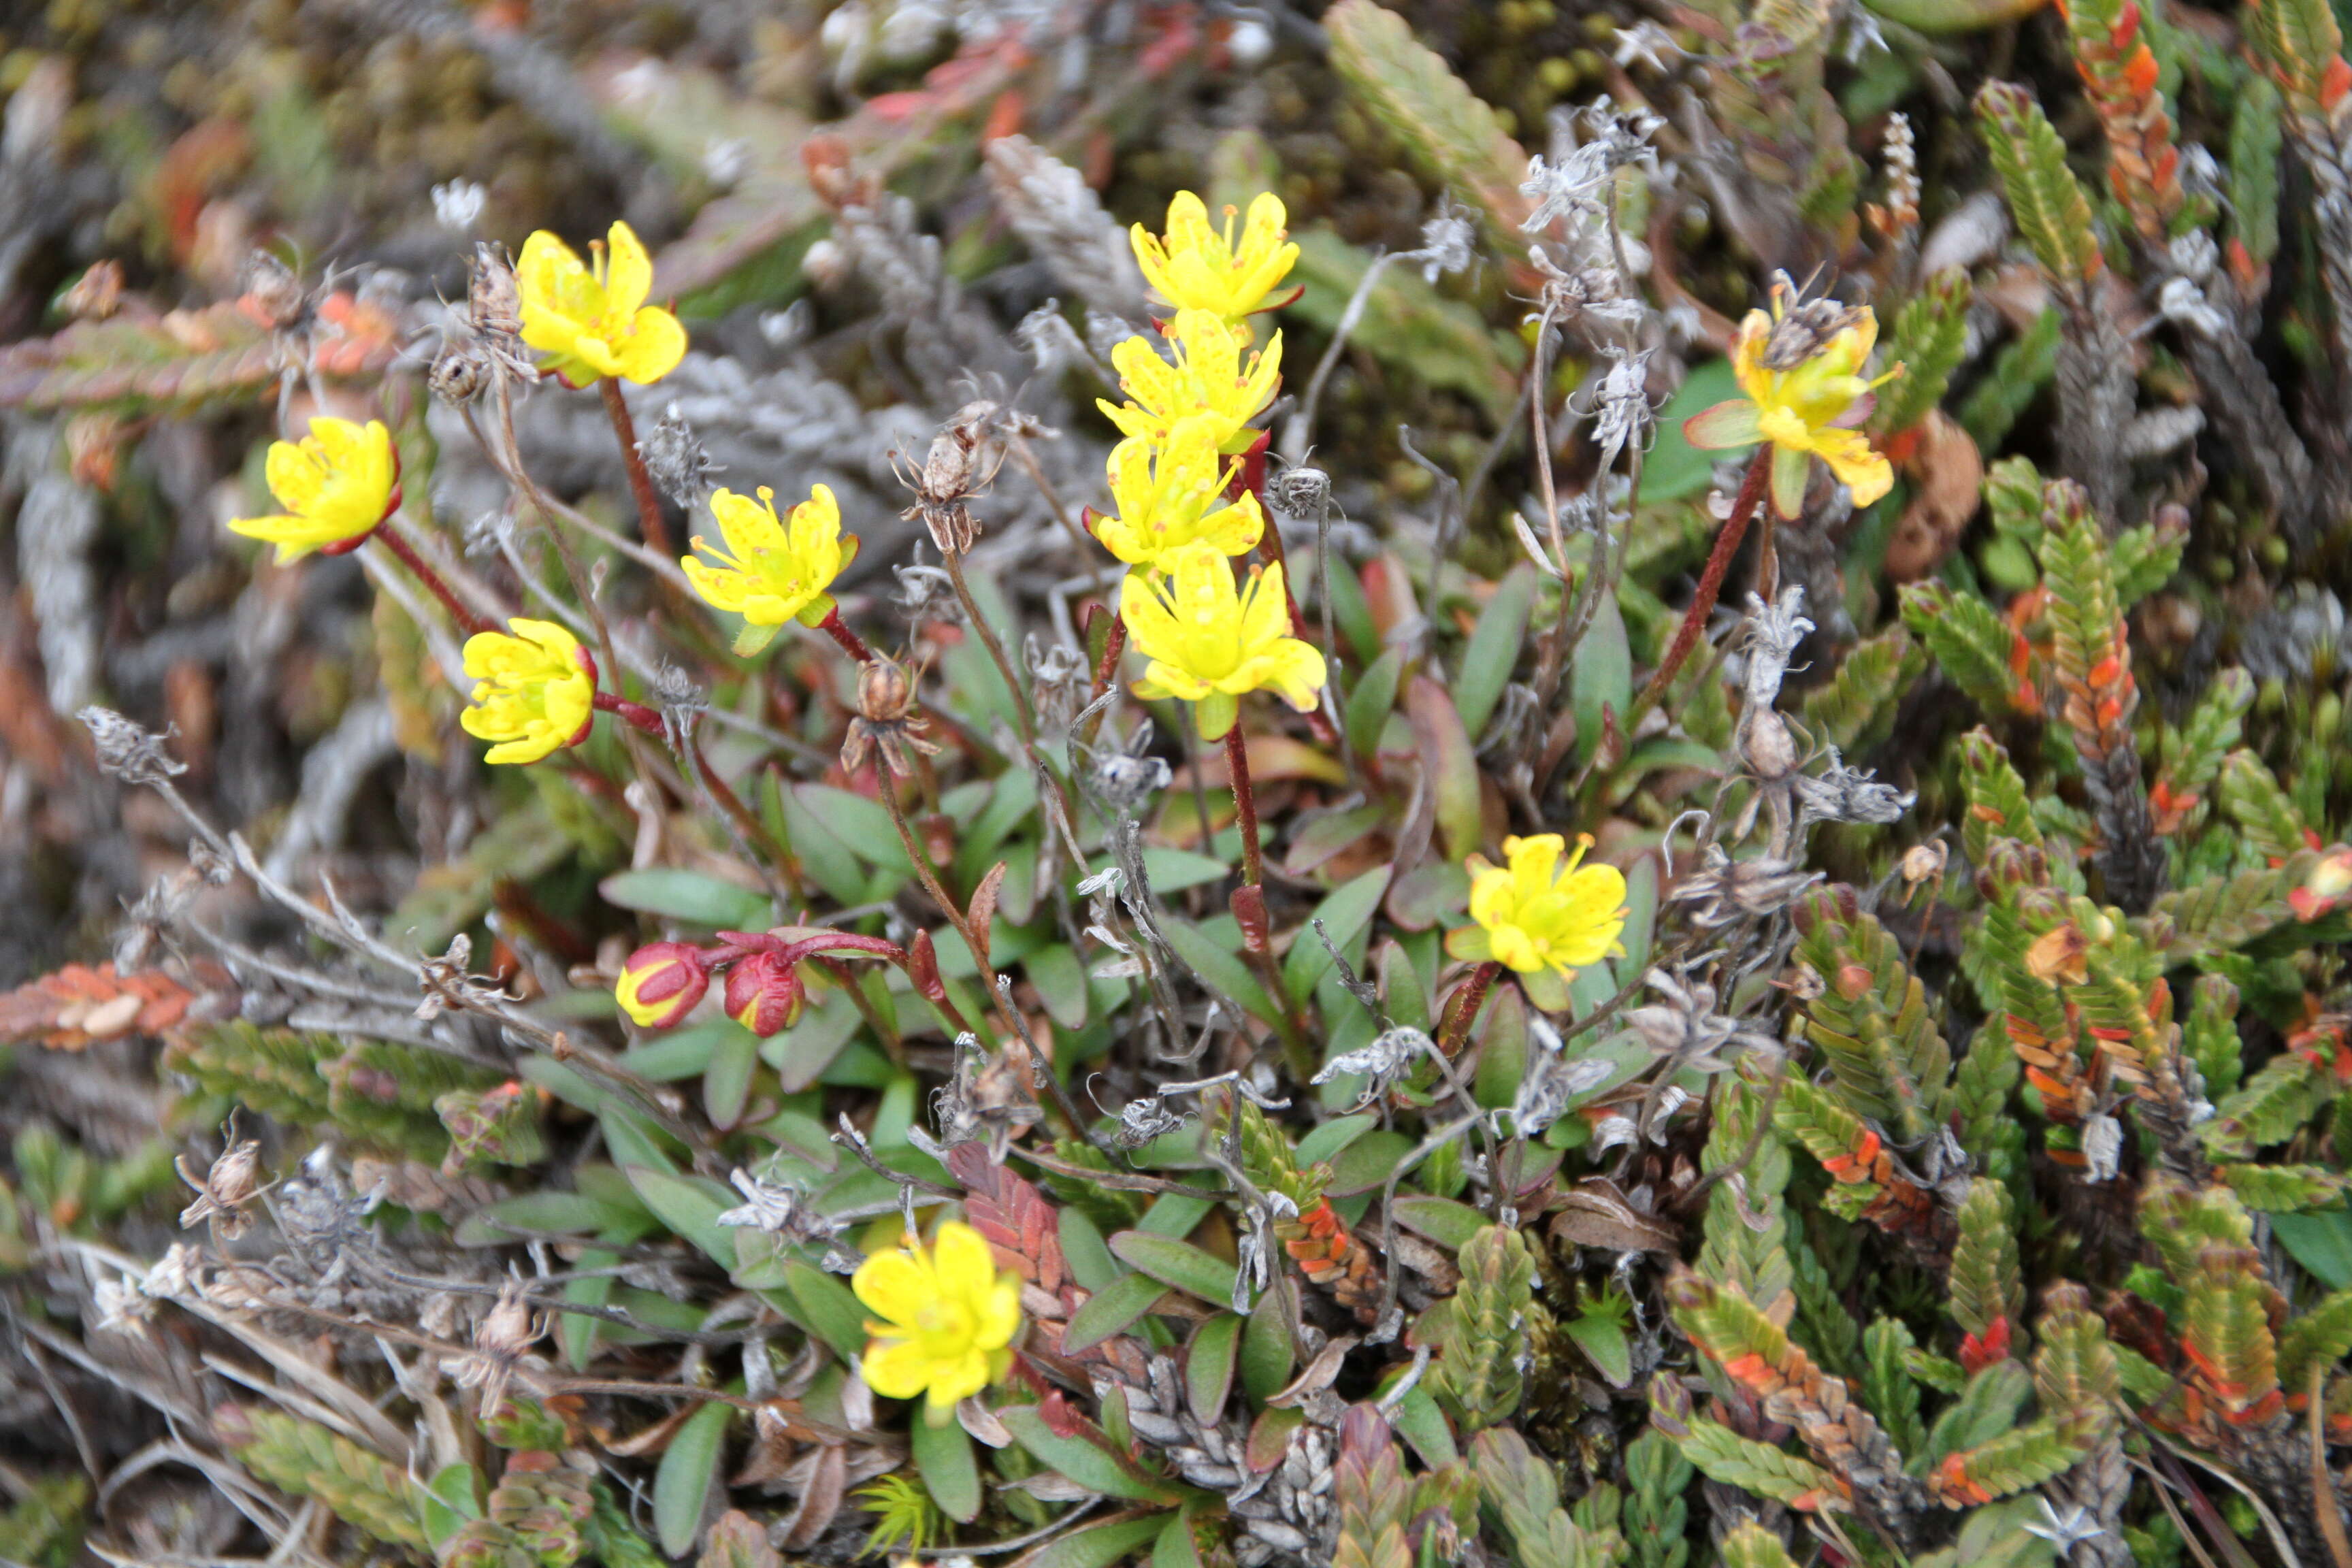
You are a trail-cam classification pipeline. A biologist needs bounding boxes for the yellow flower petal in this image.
[853,1247,934,1325]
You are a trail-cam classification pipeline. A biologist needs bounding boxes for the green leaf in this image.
[997,1409,1186,1503]
[1142,847,1230,893]
[420,1463,480,1548]
[1064,1271,1171,1354]
[1346,648,1406,760]
[1111,1232,1241,1305]
[598,868,772,929]
[1154,1511,1207,1568]
[1392,1193,1491,1251]
[911,1414,981,1523]
[653,1400,731,1558]
[1025,1512,1176,1568]
[1406,677,1483,863]
[781,1261,865,1362]
[1285,866,1392,1002]
[2273,1209,2352,1288]
[1566,1312,1634,1386]
[1458,567,1536,736]
[1242,1280,1296,1400]
[1161,917,1278,1024]
[1645,359,1750,501]
[702,1026,759,1130]
[1572,593,1633,768]
[1186,1314,1242,1424]
[625,1168,739,1271]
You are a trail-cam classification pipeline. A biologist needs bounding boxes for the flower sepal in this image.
[723,950,805,1036]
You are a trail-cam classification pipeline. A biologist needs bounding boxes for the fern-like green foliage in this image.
[1621,1429,1693,1568]
[1431,1223,1536,1433]
[2228,76,2285,265]
[1873,270,1973,437]
[1792,888,1953,1143]
[166,1022,497,1162]
[1976,82,2105,294]
[2204,1048,2328,1156]
[1862,1316,1930,1460]
[214,1405,429,1551]
[1948,1179,2024,1345]
[2218,749,2312,863]
[1959,308,2061,450]
[1719,1522,1800,1568]
[1801,625,1923,755]
[1901,583,2019,719]
[1701,1073,1794,1316]
[1323,0,1531,245]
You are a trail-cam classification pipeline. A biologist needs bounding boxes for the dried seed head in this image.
[240,251,307,329]
[429,341,489,405]
[855,655,918,725]
[61,259,123,321]
[1090,749,1172,813]
[469,242,523,341]
[80,708,189,786]
[1899,841,1948,886]
[476,1281,537,1360]
[841,655,943,777]
[1759,273,1869,371]
[177,1136,264,1236]
[1263,463,1332,522]
[638,404,721,508]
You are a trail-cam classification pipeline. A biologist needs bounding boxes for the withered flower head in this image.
[429,341,489,405]
[61,259,123,321]
[2025,923,2090,986]
[893,411,1005,555]
[240,250,308,330]
[840,655,944,778]
[177,1134,264,1237]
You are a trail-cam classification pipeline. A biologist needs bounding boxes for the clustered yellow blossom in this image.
[1683,289,1902,519]
[1086,192,1322,742]
[1448,834,1629,1011]
[229,416,400,563]
[854,1221,1022,1420]
[680,483,860,655]
[517,221,688,388]
[459,618,597,766]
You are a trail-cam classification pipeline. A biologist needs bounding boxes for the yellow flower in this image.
[1098,309,1282,454]
[517,221,688,387]
[681,483,860,656]
[1446,834,1628,1010]
[459,618,597,766]
[229,417,400,564]
[1120,544,1325,742]
[854,1222,1021,1420]
[1090,433,1264,570]
[1132,191,1301,323]
[1683,297,1901,519]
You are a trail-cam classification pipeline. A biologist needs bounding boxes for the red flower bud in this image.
[615,941,708,1028]
[723,950,804,1036]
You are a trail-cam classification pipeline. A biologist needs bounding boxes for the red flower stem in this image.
[1437,961,1503,1058]
[600,379,674,559]
[593,691,667,738]
[1627,446,1772,731]
[817,606,875,664]
[375,519,496,636]
[1225,725,1264,889]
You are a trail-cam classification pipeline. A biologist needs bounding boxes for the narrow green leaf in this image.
[1064,1271,1171,1354]
[911,1415,981,1523]
[1111,1232,1240,1305]
[1458,566,1535,735]
[653,1400,731,1557]
[1186,1314,1242,1424]
[997,1409,1184,1503]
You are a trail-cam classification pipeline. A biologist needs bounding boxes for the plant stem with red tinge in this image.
[600,379,673,559]
[1225,725,1264,888]
[1627,446,1773,731]
[594,691,666,739]
[1437,961,1503,1058]
[375,519,496,636]
[817,607,874,664]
